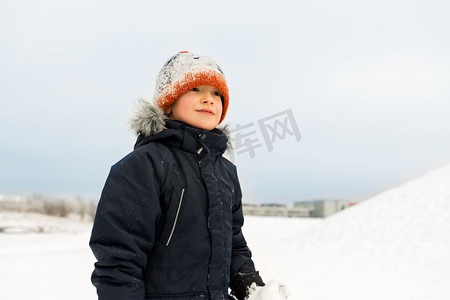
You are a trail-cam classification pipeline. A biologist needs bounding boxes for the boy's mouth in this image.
[196,109,215,116]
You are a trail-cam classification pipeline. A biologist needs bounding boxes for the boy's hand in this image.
[231,272,265,300]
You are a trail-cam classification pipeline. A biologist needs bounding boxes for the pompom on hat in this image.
[153,51,229,124]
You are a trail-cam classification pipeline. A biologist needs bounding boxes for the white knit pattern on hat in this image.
[153,52,224,107]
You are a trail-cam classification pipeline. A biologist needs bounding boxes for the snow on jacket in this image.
[89,102,259,300]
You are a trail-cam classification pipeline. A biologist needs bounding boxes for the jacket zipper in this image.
[166,188,185,246]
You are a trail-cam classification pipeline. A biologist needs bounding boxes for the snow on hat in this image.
[153,51,229,124]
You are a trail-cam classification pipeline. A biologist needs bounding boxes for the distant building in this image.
[242,199,357,218]
[242,203,311,218]
[294,199,355,218]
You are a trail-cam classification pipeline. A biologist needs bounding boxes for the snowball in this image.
[246,279,289,300]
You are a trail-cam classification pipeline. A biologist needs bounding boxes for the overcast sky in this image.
[1,0,449,203]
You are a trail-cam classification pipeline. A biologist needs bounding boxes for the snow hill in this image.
[0,163,449,299]
[246,163,450,299]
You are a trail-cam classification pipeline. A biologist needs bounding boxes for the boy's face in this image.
[166,85,223,131]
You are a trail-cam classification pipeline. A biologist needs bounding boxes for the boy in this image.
[89,51,264,300]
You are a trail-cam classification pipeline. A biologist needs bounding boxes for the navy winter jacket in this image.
[89,116,261,299]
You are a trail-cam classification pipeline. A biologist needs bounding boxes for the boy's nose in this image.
[201,95,213,104]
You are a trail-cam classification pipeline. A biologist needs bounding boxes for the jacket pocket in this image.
[159,188,185,247]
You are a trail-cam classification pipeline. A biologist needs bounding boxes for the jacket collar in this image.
[130,100,231,156]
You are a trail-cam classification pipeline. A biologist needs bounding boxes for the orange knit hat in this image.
[153,51,229,124]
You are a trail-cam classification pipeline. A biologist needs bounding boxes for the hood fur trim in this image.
[130,99,168,137]
[219,124,233,153]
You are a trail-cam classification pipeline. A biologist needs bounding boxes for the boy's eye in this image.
[213,91,222,97]
[191,87,200,92]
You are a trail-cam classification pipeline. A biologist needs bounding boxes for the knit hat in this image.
[153,51,229,124]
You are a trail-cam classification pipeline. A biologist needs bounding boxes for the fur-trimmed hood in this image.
[130,99,169,137]
[129,100,232,151]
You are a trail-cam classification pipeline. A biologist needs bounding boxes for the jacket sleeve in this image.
[89,149,162,300]
[229,169,265,299]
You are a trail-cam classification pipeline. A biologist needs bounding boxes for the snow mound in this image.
[261,163,450,300]
[279,165,450,300]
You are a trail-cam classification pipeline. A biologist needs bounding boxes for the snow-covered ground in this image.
[1,163,449,299]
